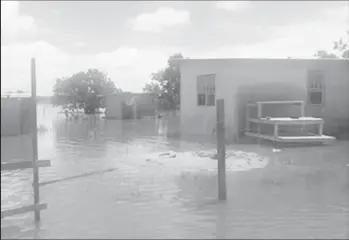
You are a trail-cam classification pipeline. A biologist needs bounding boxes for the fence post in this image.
[31,58,40,223]
[216,99,227,200]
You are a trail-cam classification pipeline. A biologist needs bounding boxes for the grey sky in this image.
[1,1,348,95]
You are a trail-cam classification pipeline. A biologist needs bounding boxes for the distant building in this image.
[104,92,157,119]
[1,96,32,136]
[176,58,349,141]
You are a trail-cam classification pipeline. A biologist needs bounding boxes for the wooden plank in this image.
[216,99,227,201]
[255,100,304,105]
[245,131,279,141]
[1,160,51,171]
[245,131,335,143]
[248,117,324,125]
[1,203,47,218]
[278,135,335,142]
[31,58,41,223]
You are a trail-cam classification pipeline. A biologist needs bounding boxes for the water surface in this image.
[1,104,348,239]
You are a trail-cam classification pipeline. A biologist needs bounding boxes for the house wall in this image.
[1,98,32,136]
[132,93,156,117]
[180,59,349,141]
[305,60,349,135]
[180,60,239,142]
[105,94,124,119]
[105,93,157,119]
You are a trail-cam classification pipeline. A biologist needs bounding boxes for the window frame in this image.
[197,74,216,107]
[307,69,325,106]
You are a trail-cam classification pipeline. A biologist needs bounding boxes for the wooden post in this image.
[274,124,279,137]
[257,103,262,141]
[318,123,323,136]
[31,58,40,223]
[245,105,250,132]
[300,101,305,117]
[216,99,227,201]
[257,103,262,118]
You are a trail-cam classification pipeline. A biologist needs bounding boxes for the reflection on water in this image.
[1,104,349,239]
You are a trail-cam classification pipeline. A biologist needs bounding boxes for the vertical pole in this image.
[274,124,279,137]
[216,99,227,201]
[31,58,40,223]
[245,105,250,132]
[300,101,305,117]
[257,103,262,142]
[318,123,323,136]
[257,103,262,118]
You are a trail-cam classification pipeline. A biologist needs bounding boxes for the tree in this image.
[315,31,348,59]
[333,34,349,59]
[313,50,338,59]
[143,81,161,95]
[143,53,184,110]
[52,69,122,113]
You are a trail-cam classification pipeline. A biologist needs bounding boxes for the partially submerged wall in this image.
[179,58,349,141]
[1,98,32,137]
[105,93,156,120]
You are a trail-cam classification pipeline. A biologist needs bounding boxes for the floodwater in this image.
[1,104,349,239]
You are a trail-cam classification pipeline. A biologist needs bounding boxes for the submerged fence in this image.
[1,58,51,224]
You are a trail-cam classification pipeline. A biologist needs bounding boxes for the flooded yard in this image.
[1,104,349,239]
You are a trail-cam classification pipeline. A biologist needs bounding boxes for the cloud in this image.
[187,15,348,60]
[2,1,347,96]
[1,1,37,44]
[214,1,249,11]
[95,46,139,67]
[132,7,190,32]
[1,41,175,96]
[74,41,88,47]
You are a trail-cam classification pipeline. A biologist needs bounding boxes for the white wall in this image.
[180,59,239,142]
[180,58,349,141]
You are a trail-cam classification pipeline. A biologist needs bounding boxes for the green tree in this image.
[315,31,348,59]
[144,53,184,110]
[52,69,122,113]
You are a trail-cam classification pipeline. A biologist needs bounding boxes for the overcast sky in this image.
[1,1,348,96]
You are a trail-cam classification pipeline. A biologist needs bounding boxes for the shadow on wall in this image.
[236,83,305,136]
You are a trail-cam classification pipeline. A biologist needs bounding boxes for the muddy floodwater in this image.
[1,104,349,239]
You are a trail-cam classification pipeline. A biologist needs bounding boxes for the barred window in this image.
[197,74,216,107]
[307,70,324,105]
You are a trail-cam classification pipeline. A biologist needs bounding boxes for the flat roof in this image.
[172,57,347,62]
[170,57,348,67]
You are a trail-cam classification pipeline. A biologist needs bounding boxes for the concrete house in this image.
[177,58,349,142]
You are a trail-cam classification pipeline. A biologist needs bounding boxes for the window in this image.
[307,70,324,105]
[197,74,216,106]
